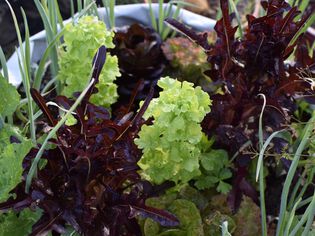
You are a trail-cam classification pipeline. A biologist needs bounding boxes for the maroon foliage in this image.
[111,24,166,101]
[0,46,179,236]
[166,0,314,209]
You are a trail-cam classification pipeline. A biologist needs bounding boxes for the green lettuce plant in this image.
[135,77,212,185]
[58,15,120,108]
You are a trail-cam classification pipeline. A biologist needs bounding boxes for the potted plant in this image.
[0,0,314,235]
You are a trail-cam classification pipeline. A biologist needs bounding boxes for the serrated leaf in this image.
[0,125,33,202]
[0,209,41,235]
[0,75,20,117]
[136,77,211,185]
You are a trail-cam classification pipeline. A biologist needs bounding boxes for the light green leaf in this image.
[58,15,120,108]
[0,209,41,235]
[216,181,232,194]
[0,125,32,202]
[0,75,20,118]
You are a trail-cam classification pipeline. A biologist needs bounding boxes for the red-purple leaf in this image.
[127,204,180,227]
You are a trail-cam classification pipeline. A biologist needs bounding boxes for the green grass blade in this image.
[21,9,31,82]
[288,13,315,49]
[71,0,75,19]
[110,0,115,28]
[77,0,82,12]
[276,112,315,236]
[301,193,315,236]
[34,0,62,94]
[287,176,303,210]
[148,0,158,31]
[34,0,59,78]
[257,93,267,236]
[17,49,36,144]
[6,0,36,144]
[289,192,315,236]
[53,0,64,28]
[158,0,165,34]
[0,47,8,80]
[228,0,243,38]
[298,0,310,13]
[284,198,302,235]
[33,28,65,91]
[256,129,284,181]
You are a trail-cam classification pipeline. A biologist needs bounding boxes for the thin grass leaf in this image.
[292,168,315,208]
[301,196,315,236]
[161,3,182,40]
[33,28,65,91]
[76,2,98,20]
[17,48,36,144]
[289,192,315,236]
[288,13,315,49]
[297,196,313,210]
[228,0,243,38]
[77,0,82,12]
[256,129,285,181]
[5,0,36,144]
[70,0,75,20]
[298,0,310,13]
[148,0,158,31]
[34,0,59,82]
[158,0,165,34]
[0,47,8,80]
[284,198,302,236]
[257,93,267,236]
[276,112,315,236]
[288,175,303,210]
[110,0,115,28]
[54,0,64,28]
[48,0,57,34]
[21,9,31,82]
[102,0,115,29]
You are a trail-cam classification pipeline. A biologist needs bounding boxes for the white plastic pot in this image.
[6,3,216,87]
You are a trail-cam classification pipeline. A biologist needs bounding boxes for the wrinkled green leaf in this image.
[233,197,262,235]
[0,125,33,202]
[0,75,20,118]
[168,199,204,236]
[58,16,120,108]
[0,209,41,235]
[135,77,211,185]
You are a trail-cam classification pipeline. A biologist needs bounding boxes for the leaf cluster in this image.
[0,47,179,236]
[195,148,232,194]
[161,37,210,87]
[58,15,121,108]
[135,77,212,185]
[111,24,166,100]
[166,0,314,209]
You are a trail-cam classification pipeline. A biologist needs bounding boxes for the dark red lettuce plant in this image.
[166,0,314,209]
[0,46,179,236]
[111,24,166,102]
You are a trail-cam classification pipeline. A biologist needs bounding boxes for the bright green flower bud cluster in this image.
[58,16,120,107]
[135,77,212,184]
